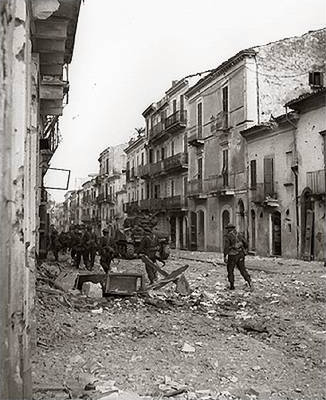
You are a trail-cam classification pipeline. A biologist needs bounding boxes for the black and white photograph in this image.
[0,0,325,399]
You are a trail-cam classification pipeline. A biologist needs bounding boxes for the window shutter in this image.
[250,160,257,188]
[197,103,203,138]
[264,158,274,195]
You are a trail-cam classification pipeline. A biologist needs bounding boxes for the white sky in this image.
[49,0,326,202]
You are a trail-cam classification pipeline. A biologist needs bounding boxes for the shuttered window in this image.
[222,149,229,187]
[197,158,203,180]
[197,102,203,138]
[264,157,274,195]
[250,160,257,189]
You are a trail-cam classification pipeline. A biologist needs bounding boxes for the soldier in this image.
[98,228,116,273]
[223,223,253,290]
[84,225,98,270]
[138,226,159,284]
[48,224,60,262]
[74,227,88,269]
[69,225,78,262]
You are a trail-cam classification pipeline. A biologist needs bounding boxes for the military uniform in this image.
[49,226,60,261]
[224,224,252,290]
[138,229,159,283]
[74,229,88,269]
[99,229,115,273]
[84,228,98,270]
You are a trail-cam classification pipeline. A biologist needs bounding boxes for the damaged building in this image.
[0,0,81,397]
[185,28,326,253]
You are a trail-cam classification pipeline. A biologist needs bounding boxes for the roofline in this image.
[185,49,256,98]
[142,103,155,117]
[165,79,188,97]
[124,135,146,154]
[240,112,298,139]
[285,87,326,110]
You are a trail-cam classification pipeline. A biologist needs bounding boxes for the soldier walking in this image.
[223,223,253,290]
[48,224,60,262]
[84,225,98,270]
[98,228,116,273]
[138,227,159,284]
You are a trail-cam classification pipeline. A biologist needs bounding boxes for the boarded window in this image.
[250,159,257,189]
[264,157,274,196]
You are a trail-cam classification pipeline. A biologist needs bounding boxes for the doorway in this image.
[197,210,205,250]
[190,212,197,250]
[222,209,230,251]
[170,216,176,248]
[237,199,245,234]
[301,189,314,260]
[271,211,281,256]
[251,209,256,251]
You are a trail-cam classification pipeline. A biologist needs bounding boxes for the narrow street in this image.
[33,253,326,400]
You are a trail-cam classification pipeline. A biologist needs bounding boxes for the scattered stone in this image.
[91,307,103,314]
[82,282,103,298]
[181,343,196,353]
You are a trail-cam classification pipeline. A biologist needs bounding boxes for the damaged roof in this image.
[285,87,326,111]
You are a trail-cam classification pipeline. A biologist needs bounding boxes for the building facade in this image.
[185,28,326,252]
[124,132,147,214]
[241,89,325,261]
[97,143,127,232]
[0,0,80,397]
[139,79,190,249]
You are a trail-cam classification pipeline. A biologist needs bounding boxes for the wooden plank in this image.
[146,265,189,291]
[141,255,169,277]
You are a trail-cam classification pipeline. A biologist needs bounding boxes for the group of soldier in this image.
[48,222,253,290]
[48,224,115,272]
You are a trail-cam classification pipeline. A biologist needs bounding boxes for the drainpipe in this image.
[285,106,299,258]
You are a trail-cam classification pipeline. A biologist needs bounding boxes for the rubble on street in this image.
[33,252,326,400]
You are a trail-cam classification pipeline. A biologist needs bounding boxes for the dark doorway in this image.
[190,212,197,250]
[271,211,281,256]
[238,199,245,234]
[251,209,256,251]
[197,210,205,250]
[301,189,314,260]
[170,216,176,248]
[222,209,230,251]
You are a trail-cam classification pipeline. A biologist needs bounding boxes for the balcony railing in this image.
[97,193,115,204]
[307,169,325,194]
[188,179,203,196]
[163,195,188,209]
[165,110,187,132]
[138,164,151,178]
[250,183,278,204]
[125,201,139,214]
[203,173,236,194]
[188,126,204,147]
[139,198,163,211]
[163,152,188,171]
[150,121,165,140]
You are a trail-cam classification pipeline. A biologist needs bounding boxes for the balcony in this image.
[250,183,278,206]
[149,121,165,142]
[163,152,188,172]
[203,174,236,196]
[165,110,187,133]
[139,198,163,211]
[307,169,325,195]
[162,195,188,210]
[97,193,115,204]
[188,179,204,197]
[188,126,204,147]
[138,164,151,178]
